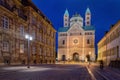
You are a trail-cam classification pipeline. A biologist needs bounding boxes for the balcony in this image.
[0,1,13,12]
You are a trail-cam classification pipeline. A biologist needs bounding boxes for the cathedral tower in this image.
[64,9,69,27]
[85,8,91,26]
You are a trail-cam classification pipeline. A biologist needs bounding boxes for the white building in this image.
[98,21,120,65]
[58,8,95,62]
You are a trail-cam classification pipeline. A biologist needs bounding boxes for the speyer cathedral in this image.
[58,8,95,62]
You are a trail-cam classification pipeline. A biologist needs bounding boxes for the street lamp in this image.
[25,34,33,68]
[89,51,91,61]
[88,51,91,66]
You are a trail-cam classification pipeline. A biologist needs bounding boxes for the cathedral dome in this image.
[70,13,83,27]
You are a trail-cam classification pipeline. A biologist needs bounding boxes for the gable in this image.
[67,23,84,33]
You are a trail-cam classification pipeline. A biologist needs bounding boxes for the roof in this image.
[86,8,91,14]
[83,26,95,31]
[58,27,70,32]
[21,0,52,25]
[64,9,69,16]
[58,26,95,32]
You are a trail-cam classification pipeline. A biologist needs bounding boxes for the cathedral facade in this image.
[58,8,95,62]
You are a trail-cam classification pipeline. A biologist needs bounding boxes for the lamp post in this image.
[89,52,91,60]
[25,34,32,68]
[89,51,91,65]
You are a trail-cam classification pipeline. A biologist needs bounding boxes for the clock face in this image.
[74,39,78,44]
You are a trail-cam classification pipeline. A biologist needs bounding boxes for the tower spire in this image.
[85,7,91,26]
[64,9,69,16]
[86,7,91,14]
[63,9,69,27]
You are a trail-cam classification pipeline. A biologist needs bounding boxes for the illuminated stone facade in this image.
[58,8,95,62]
[0,0,56,64]
[98,21,120,65]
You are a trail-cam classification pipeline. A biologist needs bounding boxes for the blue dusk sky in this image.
[32,0,120,54]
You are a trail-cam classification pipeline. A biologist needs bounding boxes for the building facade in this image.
[97,21,120,65]
[0,0,56,65]
[58,8,95,62]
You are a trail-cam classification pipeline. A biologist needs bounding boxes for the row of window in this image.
[2,42,54,57]
[70,19,83,23]
[59,34,67,36]
[1,16,55,36]
[85,32,93,35]
[70,33,82,36]
[102,46,119,57]
[98,26,120,49]
[0,0,55,35]
[39,24,55,37]
[0,16,55,45]
[61,39,91,45]
[59,32,93,36]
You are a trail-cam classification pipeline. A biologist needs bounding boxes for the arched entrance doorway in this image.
[73,53,79,61]
[61,55,66,61]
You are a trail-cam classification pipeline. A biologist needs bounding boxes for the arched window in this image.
[87,22,90,25]
[87,17,89,19]
[87,39,90,44]
[65,19,67,21]
[62,40,65,45]
[62,55,66,61]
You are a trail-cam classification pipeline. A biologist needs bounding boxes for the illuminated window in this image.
[20,44,24,53]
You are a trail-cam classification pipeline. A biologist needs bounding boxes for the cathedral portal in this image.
[73,53,79,61]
